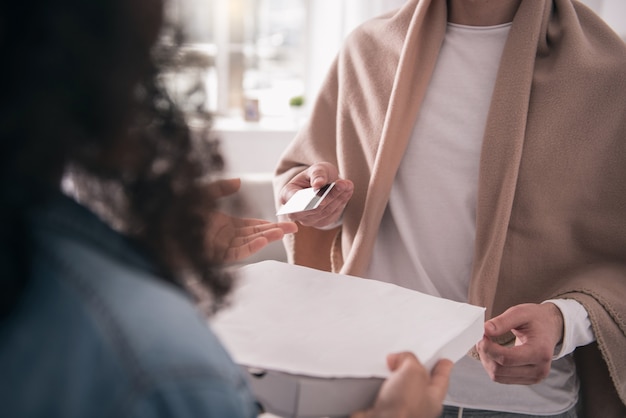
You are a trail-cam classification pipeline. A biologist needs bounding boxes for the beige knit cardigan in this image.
[274,0,626,415]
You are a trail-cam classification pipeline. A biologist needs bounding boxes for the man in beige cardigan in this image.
[274,0,626,417]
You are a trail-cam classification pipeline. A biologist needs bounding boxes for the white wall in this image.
[215,122,294,174]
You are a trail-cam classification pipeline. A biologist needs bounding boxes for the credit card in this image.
[276,183,336,216]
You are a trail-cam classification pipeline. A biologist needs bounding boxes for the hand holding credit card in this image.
[276,183,336,216]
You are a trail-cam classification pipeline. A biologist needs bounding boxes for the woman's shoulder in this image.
[19,195,258,416]
[340,4,415,66]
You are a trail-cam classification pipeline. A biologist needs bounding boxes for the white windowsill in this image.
[213,114,305,133]
[211,116,302,174]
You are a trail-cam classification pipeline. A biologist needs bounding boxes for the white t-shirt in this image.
[366,22,593,415]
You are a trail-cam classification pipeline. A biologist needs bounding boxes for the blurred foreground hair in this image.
[0,0,232,316]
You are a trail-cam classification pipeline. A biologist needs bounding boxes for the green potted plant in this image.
[289,95,305,108]
[289,95,306,127]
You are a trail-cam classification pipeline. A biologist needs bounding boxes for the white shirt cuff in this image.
[543,299,596,360]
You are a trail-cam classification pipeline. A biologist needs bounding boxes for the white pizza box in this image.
[210,260,485,418]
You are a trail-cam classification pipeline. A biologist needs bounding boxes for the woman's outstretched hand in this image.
[206,178,298,262]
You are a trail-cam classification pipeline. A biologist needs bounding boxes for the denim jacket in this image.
[0,193,259,418]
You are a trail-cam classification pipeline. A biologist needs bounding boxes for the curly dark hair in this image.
[0,0,232,316]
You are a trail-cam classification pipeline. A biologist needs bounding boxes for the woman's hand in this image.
[351,353,452,418]
[206,212,297,262]
[205,178,297,262]
[279,162,354,228]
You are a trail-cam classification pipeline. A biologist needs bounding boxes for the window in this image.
[167,0,307,118]
[166,0,410,123]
